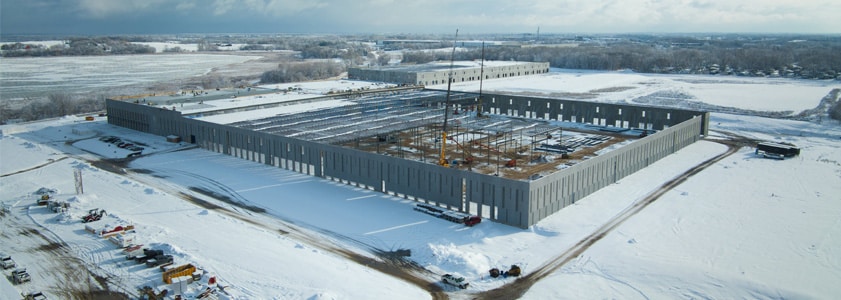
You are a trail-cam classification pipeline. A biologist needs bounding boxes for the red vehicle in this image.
[464,216,481,226]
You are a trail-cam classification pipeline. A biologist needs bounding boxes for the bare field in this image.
[0,52,293,101]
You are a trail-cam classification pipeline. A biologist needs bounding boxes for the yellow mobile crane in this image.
[439,29,459,167]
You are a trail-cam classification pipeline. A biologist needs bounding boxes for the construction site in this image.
[222,88,644,181]
[107,80,706,229]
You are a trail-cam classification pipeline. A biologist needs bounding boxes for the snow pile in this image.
[427,243,491,276]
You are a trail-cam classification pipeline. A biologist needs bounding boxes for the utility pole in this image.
[74,168,84,194]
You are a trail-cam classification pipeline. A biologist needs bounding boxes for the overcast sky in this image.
[2,0,839,35]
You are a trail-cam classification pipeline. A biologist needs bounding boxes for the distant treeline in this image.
[1,37,155,57]
[403,39,841,80]
[260,61,345,84]
[0,94,106,123]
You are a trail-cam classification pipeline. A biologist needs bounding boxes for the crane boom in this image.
[439,29,459,167]
[477,41,486,117]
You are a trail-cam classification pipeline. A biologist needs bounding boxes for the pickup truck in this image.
[146,254,174,268]
[441,274,468,289]
[12,268,31,284]
[1,255,16,269]
[135,249,164,263]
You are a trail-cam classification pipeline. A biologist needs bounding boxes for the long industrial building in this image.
[348,61,550,86]
[106,84,708,229]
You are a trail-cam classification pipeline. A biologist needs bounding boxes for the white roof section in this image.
[364,60,545,73]
[138,80,397,124]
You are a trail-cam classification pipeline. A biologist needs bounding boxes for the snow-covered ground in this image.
[2,70,841,299]
[440,69,838,114]
[0,54,257,101]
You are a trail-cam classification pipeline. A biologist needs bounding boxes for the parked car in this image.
[1,254,15,269]
[12,268,31,284]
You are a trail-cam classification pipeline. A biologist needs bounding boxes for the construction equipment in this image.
[505,265,522,277]
[81,208,106,223]
[1,254,16,269]
[505,159,517,168]
[163,264,197,284]
[448,136,475,166]
[439,29,459,168]
[36,194,50,206]
[441,274,469,289]
[12,268,31,284]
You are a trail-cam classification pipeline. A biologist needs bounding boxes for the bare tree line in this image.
[3,33,840,123]
[1,38,155,57]
[260,61,345,84]
[1,94,106,123]
[402,39,841,79]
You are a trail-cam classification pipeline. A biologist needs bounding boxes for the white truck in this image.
[1,254,15,269]
[441,274,469,289]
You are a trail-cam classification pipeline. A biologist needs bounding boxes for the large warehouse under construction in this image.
[106,68,709,229]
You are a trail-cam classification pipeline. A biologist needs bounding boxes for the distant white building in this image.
[348,61,550,86]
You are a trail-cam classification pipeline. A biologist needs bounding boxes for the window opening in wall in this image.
[642,111,646,117]
[667,113,671,119]
[618,108,622,115]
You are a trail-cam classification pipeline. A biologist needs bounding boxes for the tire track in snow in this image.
[475,138,745,300]
[103,156,449,299]
[0,156,69,178]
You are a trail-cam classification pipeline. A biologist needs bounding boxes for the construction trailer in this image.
[755,142,800,159]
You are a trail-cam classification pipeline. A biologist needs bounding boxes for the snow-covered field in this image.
[1,69,841,299]
[0,54,257,101]
[441,69,837,114]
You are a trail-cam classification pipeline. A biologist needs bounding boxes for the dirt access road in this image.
[0,205,134,299]
[474,135,752,299]
[2,134,747,300]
